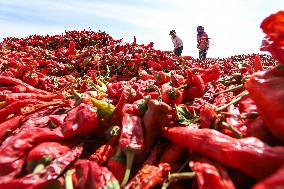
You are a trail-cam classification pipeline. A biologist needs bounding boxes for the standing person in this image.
[197,26,210,60]
[169,30,183,56]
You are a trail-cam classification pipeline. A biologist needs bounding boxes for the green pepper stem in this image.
[65,169,75,189]
[147,85,162,101]
[168,172,196,181]
[121,150,135,186]
[215,91,248,112]
[213,84,244,96]
[221,121,243,138]
[33,163,45,173]
[71,88,83,105]
[161,172,196,189]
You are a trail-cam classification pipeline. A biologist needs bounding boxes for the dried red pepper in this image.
[159,142,185,164]
[0,99,44,123]
[0,115,23,142]
[119,113,144,186]
[74,159,120,189]
[124,163,170,189]
[107,148,126,183]
[252,165,284,189]
[260,11,284,64]
[0,127,64,182]
[142,99,171,150]
[189,156,236,189]
[161,83,186,105]
[89,144,114,165]
[61,103,100,137]
[162,127,284,180]
[26,142,70,173]
[245,65,284,141]
[0,76,49,94]
[0,145,82,188]
[2,92,64,104]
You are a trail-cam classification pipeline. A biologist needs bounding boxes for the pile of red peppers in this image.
[0,11,283,189]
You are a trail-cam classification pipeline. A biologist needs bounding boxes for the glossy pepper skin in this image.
[0,127,64,183]
[0,115,23,142]
[124,163,170,189]
[0,145,83,189]
[89,144,114,165]
[245,65,284,142]
[142,99,171,150]
[162,127,284,180]
[189,156,236,189]
[252,165,284,189]
[2,92,64,104]
[61,103,100,137]
[107,148,126,183]
[0,99,44,123]
[74,159,120,189]
[26,142,70,173]
[260,11,284,65]
[185,73,205,100]
[0,75,50,94]
[161,83,185,105]
[119,113,144,186]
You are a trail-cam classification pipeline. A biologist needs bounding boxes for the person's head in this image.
[169,30,176,37]
[197,26,204,33]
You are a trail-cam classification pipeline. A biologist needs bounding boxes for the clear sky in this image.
[0,0,283,58]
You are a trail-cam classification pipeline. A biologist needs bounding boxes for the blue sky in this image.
[0,0,283,58]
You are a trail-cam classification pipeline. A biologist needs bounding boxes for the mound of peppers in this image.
[0,10,283,189]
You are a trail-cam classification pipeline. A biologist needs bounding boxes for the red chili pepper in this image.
[0,85,27,93]
[245,117,278,145]
[0,115,23,142]
[142,99,171,150]
[199,104,218,129]
[162,127,284,180]
[22,71,39,87]
[252,165,284,189]
[139,69,156,81]
[253,54,264,71]
[189,156,236,189]
[3,92,65,104]
[0,145,82,188]
[0,127,64,183]
[245,65,284,141]
[61,103,100,137]
[260,11,284,64]
[89,144,114,165]
[185,74,205,100]
[0,99,44,124]
[119,113,144,186]
[107,148,126,183]
[0,76,50,94]
[124,163,170,189]
[155,71,171,85]
[26,142,70,173]
[74,159,120,189]
[170,71,186,87]
[161,83,186,105]
[201,64,221,83]
[143,142,166,165]
[223,104,246,138]
[147,60,163,70]
[159,143,185,164]
[68,41,76,55]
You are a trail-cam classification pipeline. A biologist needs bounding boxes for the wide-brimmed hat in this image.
[169,30,176,35]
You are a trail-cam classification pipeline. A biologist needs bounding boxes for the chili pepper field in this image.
[0,11,283,189]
